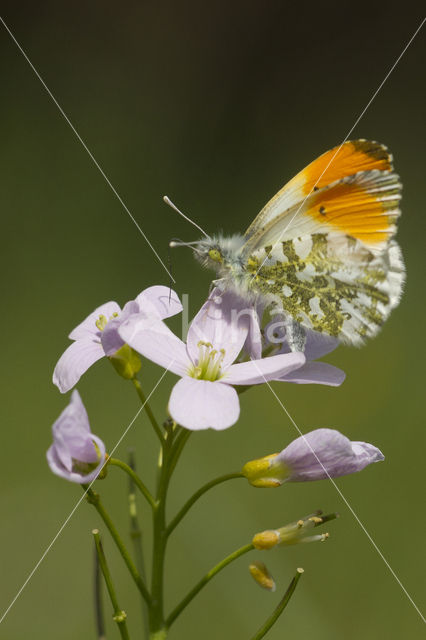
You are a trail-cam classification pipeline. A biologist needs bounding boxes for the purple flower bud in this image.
[47,390,106,484]
[277,428,384,482]
[243,429,384,486]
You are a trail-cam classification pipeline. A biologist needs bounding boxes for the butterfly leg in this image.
[283,317,307,353]
[209,278,226,296]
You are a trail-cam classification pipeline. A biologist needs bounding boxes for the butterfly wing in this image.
[243,168,401,254]
[243,139,395,248]
[238,140,404,345]
[245,234,404,345]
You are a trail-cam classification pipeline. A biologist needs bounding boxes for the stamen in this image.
[95,315,108,331]
[190,341,226,381]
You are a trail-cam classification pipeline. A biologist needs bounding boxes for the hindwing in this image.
[245,233,404,344]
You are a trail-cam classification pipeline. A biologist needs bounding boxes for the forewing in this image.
[244,139,393,238]
[245,234,405,345]
[243,169,401,254]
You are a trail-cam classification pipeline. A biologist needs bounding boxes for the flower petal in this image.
[265,315,339,360]
[169,378,240,430]
[302,329,340,360]
[53,340,105,393]
[243,305,263,360]
[225,352,305,385]
[68,301,121,341]
[279,362,346,386]
[186,290,249,369]
[136,286,183,319]
[47,434,106,484]
[278,428,384,482]
[119,317,189,376]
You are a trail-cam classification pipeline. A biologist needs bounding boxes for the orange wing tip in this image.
[300,140,394,195]
[351,139,393,168]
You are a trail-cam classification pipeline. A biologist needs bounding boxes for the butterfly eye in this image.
[208,249,223,263]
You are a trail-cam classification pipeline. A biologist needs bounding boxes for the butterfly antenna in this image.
[168,238,203,255]
[167,241,174,302]
[163,195,210,239]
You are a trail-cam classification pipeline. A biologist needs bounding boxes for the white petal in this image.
[278,428,384,481]
[119,317,189,376]
[225,352,305,385]
[168,378,240,430]
[53,340,105,393]
[279,362,346,386]
[68,301,121,340]
[135,286,183,319]
[186,292,249,368]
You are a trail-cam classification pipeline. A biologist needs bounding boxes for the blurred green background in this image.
[0,2,424,638]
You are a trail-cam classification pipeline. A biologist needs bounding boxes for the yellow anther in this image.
[309,516,323,524]
[297,520,304,528]
[95,314,108,331]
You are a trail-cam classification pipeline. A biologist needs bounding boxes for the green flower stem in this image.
[166,472,244,537]
[127,449,150,640]
[167,543,255,628]
[149,434,173,638]
[132,376,164,442]
[167,427,191,478]
[250,568,304,640]
[93,542,105,640]
[109,457,155,509]
[93,529,131,640]
[84,486,152,606]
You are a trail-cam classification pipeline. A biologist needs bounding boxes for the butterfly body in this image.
[191,140,405,348]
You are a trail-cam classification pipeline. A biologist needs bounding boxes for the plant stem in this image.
[166,472,244,537]
[93,541,106,640]
[250,568,304,640]
[132,376,164,442]
[149,434,173,638]
[84,486,152,606]
[127,449,150,640]
[167,427,191,478]
[167,543,254,627]
[93,529,131,640]
[109,457,155,509]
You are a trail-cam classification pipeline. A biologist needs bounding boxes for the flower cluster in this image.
[46,280,387,639]
[48,283,382,485]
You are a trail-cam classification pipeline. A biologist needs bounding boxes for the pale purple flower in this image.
[264,314,345,386]
[53,286,182,393]
[279,428,384,481]
[119,291,306,431]
[243,428,384,486]
[47,390,106,483]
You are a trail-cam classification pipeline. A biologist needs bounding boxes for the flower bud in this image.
[109,344,141,380]
[47,390,107,484]
[242,454,289,488]
[249,562,276,591]
[243,429,384,487]
[252,530,281,550]
[252,511,337,549]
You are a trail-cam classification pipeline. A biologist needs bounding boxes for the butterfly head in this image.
[191,234,246,275]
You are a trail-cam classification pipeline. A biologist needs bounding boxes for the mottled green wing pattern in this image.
[245,233,404,345]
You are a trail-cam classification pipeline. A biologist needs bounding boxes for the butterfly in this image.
[169,140,405,351]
